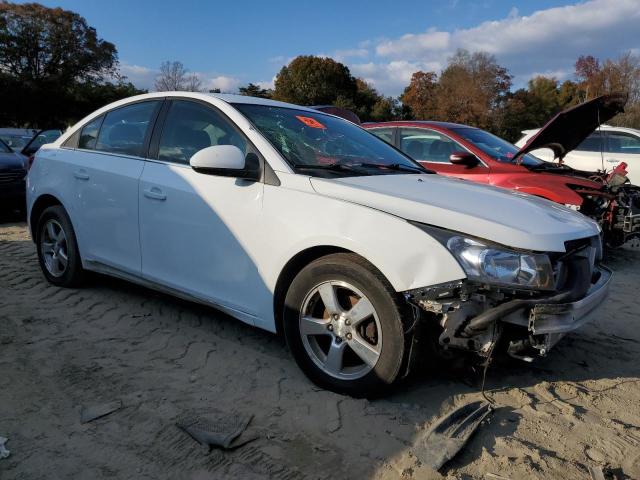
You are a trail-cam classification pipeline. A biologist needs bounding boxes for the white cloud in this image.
[203,75,241,93]
[350,0,640,95]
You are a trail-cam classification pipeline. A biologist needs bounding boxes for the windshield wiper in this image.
[291,162,362,172]
[357,162,430,173]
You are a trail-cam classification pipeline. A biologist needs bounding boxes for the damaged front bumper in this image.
[406,265,612,361]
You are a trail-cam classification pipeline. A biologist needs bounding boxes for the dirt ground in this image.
[1,218,639,480]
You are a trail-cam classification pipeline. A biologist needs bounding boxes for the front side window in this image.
[574,132,604,152]
[234,104,426,176]
[79,116,103,150]
[400,128,464,163]
[158,100,247,164]
[450,127,542,166]
[95,101,159,157]
[607,132,640,154]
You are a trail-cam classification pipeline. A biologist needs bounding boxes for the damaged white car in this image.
[27,93,610,396]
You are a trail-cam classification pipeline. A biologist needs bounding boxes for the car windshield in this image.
[233,104,428,176]
[0,138,12,153]
[0,134,28,152]
[450,127,543,166]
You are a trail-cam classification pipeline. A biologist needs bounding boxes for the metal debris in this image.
[0,436,10,459]
[176,411,255,450]
[80,400,123,424]
[411,400,494,471]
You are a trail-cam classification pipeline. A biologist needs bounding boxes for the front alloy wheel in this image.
[284,253,407,397]
[300,280,382,380]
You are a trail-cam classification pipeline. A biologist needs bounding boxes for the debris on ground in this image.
[0,436,10,459]
[486,473,511,480]
[176,410,256,450]
[80,400,123,424]
[588,465,606,480]
[411,400,494,471]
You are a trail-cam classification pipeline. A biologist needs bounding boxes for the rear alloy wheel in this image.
[36,205,85,287]
[284,253,407,397]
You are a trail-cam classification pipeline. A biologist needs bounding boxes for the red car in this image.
[364,94,639,247]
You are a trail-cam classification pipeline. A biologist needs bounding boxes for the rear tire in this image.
[36,205,85,287]
[283,253,408,397]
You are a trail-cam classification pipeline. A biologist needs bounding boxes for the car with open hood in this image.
[516,124,640,185]
[27,92,609,396]
[365,94,639,247]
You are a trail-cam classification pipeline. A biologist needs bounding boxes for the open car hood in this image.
[514,93,627,162]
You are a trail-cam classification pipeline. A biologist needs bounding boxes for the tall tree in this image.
[400,71,438,119]
[155,61,188,91]
[272,55,357,105]
[0,2,118,83]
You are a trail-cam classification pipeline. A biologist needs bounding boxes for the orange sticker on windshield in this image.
[296,116,326,129]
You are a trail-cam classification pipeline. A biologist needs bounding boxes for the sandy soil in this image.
[1,219,639,480]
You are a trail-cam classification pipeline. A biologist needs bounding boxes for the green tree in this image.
[0,2,118,83]
[238,83,272,98]
[272,55,357,106]
[0,2,143,128]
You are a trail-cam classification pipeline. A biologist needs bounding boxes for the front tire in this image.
[36,205,85,287]
[283,253,408,397]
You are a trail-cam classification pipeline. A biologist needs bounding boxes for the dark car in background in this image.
[0,137,28,213]
[0,129,62,214]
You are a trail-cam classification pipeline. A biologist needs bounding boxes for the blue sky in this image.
[33,0,640,95]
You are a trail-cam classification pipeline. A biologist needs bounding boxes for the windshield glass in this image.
[233,104,427,176]
[450,127,543,166]
[0,138,12,153]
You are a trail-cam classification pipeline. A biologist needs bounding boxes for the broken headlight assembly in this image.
[412,223,555,290]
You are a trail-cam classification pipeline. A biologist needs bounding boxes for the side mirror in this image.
[449,151,479,167]
[190,145,261,181]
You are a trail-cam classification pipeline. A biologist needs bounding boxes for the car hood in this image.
[310,174,599,252]
[514,93,627,161]
[0,152,26,171]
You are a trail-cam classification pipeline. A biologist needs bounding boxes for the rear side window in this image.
[607,132,640,154]
[574,132,604,152]
[158,100,247,164]
[95,101,159,157]
[78,115,104,150]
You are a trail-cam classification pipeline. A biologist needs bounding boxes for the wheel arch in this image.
[273,245,353,335]
[29,194,65,241]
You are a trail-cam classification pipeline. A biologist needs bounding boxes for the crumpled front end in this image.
[405,235,611,361]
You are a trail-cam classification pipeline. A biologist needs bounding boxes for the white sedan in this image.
[517,125,640,183]
[27,92,609,396]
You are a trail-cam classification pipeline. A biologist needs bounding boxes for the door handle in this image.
[606,159,619,163]
[143,187,167,201]
[73,169,90,180]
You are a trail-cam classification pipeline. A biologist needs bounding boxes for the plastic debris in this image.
[411,400,494,471]
[176,410,255,450]
[0,436,10,459]
[80,400,123,424]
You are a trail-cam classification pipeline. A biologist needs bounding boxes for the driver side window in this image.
[158,100,247,164]
[399,128,464,163]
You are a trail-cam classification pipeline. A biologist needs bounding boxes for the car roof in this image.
[363,120,475,129]
[522,124,640,136]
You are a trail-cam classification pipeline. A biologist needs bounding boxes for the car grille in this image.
[0,170,25,184]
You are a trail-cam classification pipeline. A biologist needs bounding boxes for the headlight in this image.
[413,223,555,290]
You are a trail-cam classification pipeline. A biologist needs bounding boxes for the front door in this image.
[139,99,266,323]
[398,127,490,183]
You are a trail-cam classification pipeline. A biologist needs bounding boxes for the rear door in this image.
[604,130,640,183]
[67,100,162,275]
[562,132,607,172]
[398,127,490,182]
